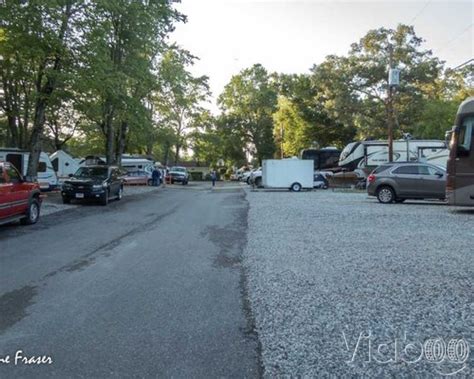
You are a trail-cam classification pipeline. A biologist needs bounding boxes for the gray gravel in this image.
[243,190,473,377]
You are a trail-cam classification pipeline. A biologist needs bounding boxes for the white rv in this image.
[121,157,155,177]
[0,148,59,190]
[50,150,80,183]
[339,139,448,172]
[262,159,314,192]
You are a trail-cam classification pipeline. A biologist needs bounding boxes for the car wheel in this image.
[21,199,40,225]
[147,179,153,186]
[376,186,395,204]
[255,177,262,188]
[62,197,71,204]
[290,182,302,192]
[246,177,250,185]
[100,191,109,206]
[395,198,405,203]
[117,186,123,200]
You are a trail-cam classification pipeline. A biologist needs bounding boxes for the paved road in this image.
[0,184,260,378]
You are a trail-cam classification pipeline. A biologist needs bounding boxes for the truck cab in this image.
[0,162,42,225]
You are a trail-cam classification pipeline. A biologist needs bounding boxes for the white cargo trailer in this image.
[262,159,313,192]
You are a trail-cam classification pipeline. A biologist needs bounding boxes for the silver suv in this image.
[367,163,446,204]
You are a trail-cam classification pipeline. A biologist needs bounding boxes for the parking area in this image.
[243,189,473,376]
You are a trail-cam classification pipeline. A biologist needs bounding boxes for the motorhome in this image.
[339,139,448,172]
[50,150,80,183]
[121,157,155,177]
[446,97,474,206]
[300,147,341,171]
[0,148,59,190]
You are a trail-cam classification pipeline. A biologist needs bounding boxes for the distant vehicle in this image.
[50,150,80,183]
[61,165,124,205]
[367,162,446,204]
[0,162,42,225]
[122,170,151,186]
[168,166,189,185]
[300,147,341,171]
[313,173,329,189]
[0,148,59,190]
[262,159,313,192]
[242,170,253,184]
[339,139,447,172]
[121,157,155,178]
[446,97,474,206]
[249,167,262,187]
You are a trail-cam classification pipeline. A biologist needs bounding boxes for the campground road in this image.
[0,184,260,378]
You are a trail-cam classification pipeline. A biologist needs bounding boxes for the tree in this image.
[154,48,210,164]
[218,64,277,164]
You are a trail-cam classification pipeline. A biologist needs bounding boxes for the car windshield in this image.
[74,167,108,179]
[170,167,186,172]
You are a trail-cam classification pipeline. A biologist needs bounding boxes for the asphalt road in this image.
[0,184,260,378]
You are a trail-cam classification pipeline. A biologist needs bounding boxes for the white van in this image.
[0,148,59,190]
[50,150,80,183]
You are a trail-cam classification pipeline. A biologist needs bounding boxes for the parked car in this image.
[249,168,262,187]
[367,162,446,204]
[0,162,42,225]
[61,165,124,205]
[122,170,151,186]
[168,166,189,185]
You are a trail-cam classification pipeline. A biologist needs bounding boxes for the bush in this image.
[189,172,203,181]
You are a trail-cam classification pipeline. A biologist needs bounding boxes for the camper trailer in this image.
[339,139,448,172]
[0,148,59,190]
[50,150,80,183]
[121,157,155,177]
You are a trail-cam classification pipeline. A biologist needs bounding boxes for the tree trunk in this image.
[105,106,115,165]
[27,1,73,177]
[174,144,180,165]
[116,121,128,165]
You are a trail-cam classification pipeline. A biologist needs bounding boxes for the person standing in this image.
[210,169,217,187]
[152,166,161,186]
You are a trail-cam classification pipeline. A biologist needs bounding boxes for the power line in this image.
[451,58,473,71]
[438,22,473,52]
[409,0,432,24]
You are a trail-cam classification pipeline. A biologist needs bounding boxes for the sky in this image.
[170,0,473,111]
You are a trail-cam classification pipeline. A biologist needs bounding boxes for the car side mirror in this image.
[435,172,444,178]
[68,173,74,177]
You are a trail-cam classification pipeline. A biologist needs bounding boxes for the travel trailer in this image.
[339,139,448,172]
[447,97,474,206]
[0,148,59,190]
[121,157,155,177]
[50,150,80,183]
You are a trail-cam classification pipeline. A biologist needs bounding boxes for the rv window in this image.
[37,162,47,172]
[457,116,474,156]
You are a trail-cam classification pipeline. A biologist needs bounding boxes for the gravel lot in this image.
[243,189,473,377]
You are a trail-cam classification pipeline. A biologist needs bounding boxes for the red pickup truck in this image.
[0,162,42,225]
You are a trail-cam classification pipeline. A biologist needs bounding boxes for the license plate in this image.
[75,193,84,199]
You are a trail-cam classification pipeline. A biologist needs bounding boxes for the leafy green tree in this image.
[153,48,210,164]
[218,64,277,164]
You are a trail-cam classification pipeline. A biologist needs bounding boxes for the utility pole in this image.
[387,44,394,162]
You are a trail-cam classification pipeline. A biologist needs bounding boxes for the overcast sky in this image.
[170,0,473,109]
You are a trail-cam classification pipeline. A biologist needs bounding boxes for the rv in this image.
[300,147,341,171]
[339,139,448,172]
[50,150,80,183]
[0,148,59,190]
[121,157,155,177]
[447,97,474,206]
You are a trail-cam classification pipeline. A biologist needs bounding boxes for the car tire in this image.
[21,199,40,225]
[376,186,395,204]
[100,191,109,206]
[147,179,153,186]
[62,197,71,204]
[255,177,262,188]
[117,186,123,200]
[290,182,302,192]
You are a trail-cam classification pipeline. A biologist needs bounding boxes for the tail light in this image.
[367,174,376,183]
